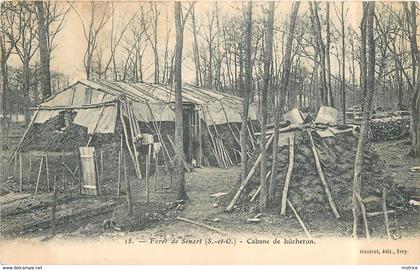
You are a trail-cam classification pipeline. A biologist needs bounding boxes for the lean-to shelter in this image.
[14,79,258,173]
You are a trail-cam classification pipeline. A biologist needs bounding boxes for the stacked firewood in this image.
[367,116,410,142]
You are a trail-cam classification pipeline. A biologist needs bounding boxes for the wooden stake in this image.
[307,130,340,219]
[355,192,370,239]
[61,151,66,192]
[14,153,18,178]
[226,134,275,212]
[19,153,22,192]
[287,199,312,238]
[45,155,50,192]
[176,216,228,235]
[78,152,82,195]
[100,149,104,184]
[124,155,133,215]
[281,132,295,216]
[94,151,100,196]
[146,144,151,203]
[154,153,159,191]
[28,152,32,183]
[34,156,44,198]
[117,150,121,198]
[51,176,57,235]
[382,187,391,239]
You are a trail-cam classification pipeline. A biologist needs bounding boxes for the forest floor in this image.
[0,126,419,242]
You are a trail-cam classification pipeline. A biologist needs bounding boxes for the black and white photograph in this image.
[0,0,419,266]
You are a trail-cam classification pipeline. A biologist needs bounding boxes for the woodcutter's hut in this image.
[14,79,258,179]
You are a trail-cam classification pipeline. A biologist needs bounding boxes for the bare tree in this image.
[239,1,253,189]
[259,1,275,211]
[71,2,111,79]
[143,2,160,84]
[174,1,194,200]
[269,2,300,204]
[352,1,375,238]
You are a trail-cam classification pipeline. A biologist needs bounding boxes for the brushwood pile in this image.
[224,128,408,217]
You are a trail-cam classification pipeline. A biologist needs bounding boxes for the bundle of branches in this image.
[222,128,408,218]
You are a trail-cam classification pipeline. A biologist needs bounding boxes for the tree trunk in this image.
[341,2,346,123]
[240,2,253,187]
[191,6,202,86]
[1,34,9,150]
[359,2,368,104]
[260,1,274,211]
[269,2,300,204]
[22,60,31,127]
[352,1,375,238]
[407,2,419,157]
[174,2,188,201]
[35,1,51,99]
[325,2,333,106]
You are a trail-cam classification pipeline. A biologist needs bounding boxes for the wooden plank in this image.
[80,147,97,196]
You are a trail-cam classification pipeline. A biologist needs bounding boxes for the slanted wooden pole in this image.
[355,192,370,239]
[94,151,100,196]
[287,199,312,238]
[117,150,121,198]
[281,132,295,215]
[307,130,340,219]
[154,153,159,191]
[14,153,18,178]
[34,156,44,198]
[226,134,275,212]
[382,187,391,239]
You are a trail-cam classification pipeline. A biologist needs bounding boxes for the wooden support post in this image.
[45,155,50,192]
[226,134,275,212]
[78,154,82,195]
[281,132,295,216]
[146,144,151,203]
[117,150,121,198]
[61,151,66,192]
[19,153,22,192]
[34,156,44,198]
[355,192,370,239]
[28,152,32,183]
[94,151,100,196]
[198,119,203,166]
[307,130,340,219]
[124,155,133,215]
[51,176,57,235]
[100,149,104,184]
[287,199,312,238]
[154,153,159,191]
[14,153,18,178]
[382,187,391,239]
[120,101,141,179]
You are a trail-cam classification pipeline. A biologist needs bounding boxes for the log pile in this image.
[223,120,408,218]
[367,116,410,142]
